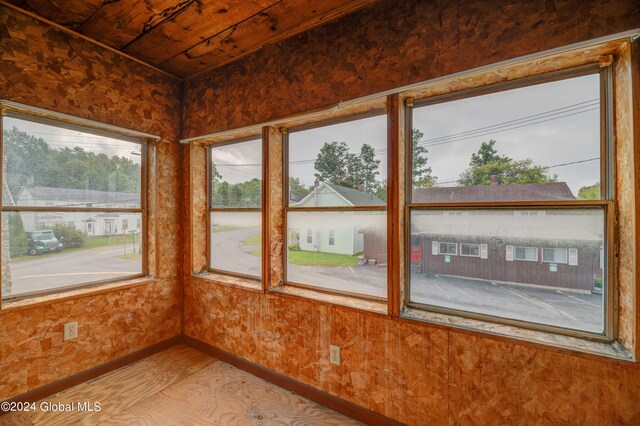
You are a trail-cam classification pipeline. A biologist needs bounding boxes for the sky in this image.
[412,73,601,195]
[210,138,262,184]
[206,73,601,198]
[3,116,143,165]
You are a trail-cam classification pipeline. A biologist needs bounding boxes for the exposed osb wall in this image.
[0,5,182,399]
[182,0,640,138]
[182,0,640,424]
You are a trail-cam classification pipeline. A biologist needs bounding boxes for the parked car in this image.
[26,230,64,255]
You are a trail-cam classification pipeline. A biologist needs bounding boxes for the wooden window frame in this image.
[404,64,616,342]
[282,110,389,302]
[0,109,150,301]
[206,135,264,282]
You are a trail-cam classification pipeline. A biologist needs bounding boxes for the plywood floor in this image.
[1,345,361,425]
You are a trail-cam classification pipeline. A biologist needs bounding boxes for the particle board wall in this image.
[182,0,640,138]
[0,5,182,399]
[181,0,640,424]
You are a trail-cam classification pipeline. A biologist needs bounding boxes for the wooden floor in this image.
[2,345,361,425]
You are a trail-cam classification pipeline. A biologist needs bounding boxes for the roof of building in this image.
[18,186,140,206]
[293,182,386,207]
[412,182,576,203]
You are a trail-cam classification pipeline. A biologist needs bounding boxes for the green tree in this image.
[412,129,437,188]
[354,144,380,193]
[458,140,557,186]
[211,162,222,185]
[231,185,242,206]
[8,213,28,258]
[289,177,311,198]
[314,141,354,186]
[215,181,230,206]
[578,183,600,200]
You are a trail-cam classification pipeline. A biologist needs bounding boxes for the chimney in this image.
[358,184,365,192]
[489,174,498,185]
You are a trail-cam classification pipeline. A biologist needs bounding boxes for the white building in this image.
[16,186,141,236]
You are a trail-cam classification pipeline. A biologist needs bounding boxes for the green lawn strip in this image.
[10,235,136,263]
[251,246,359,267]
[212,225,241,233]
[118,252,142,260]
[242,234,261,246]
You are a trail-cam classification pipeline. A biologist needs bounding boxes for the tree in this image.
[313,141,354,186]
[211,162,222,185]
[578,183,600,200]
[8,213,28,258]
[412,129,437,188]
[458,140,557,186]
[289,177,311,198]
[231,185,242,206]
[313,141,381,192]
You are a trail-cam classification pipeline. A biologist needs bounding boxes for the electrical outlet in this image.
[329,345,341,366]
[64,322,78,341]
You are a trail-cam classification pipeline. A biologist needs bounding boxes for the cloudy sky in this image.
[3,116,142,165]
[210,73,601,197]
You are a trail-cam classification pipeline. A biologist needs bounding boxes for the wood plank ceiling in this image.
[6,0,378,78]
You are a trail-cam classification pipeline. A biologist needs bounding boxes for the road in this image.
[212,227,603,332]
[6,245,141,297]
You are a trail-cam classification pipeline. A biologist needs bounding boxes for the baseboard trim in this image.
[182,335,404,426]
[0,335,181,415]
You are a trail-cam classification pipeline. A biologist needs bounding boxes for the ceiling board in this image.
[4,0,379,78]
[122,0,278,65]
[6,0,103,29]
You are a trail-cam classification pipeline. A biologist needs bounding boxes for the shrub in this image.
[52,224,86,249]
[593,276,603,289]
[288,243,301,251]
[8,213,28,257]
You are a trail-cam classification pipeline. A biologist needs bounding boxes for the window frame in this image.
[460,243,481,257]
[438,242,457,255]
[206,135,264,282]
[282,110,388,302]
[404,63,616,342]
[541,247,569,264]
[513,246,539,262]
[0,109,149,301]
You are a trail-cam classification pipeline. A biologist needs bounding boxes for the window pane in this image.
[288,115,387,207]
[411,74,601,202]
[287,211,386,298]
[210,211,261,277]
[3,116,142,209]
[2,211,143,298]
[409,208,605,333]
[211,139,262,208]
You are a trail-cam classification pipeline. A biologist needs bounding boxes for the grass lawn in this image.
[243,234,261,246]
[212,224,241,233]
[11,235,134,263]
[288,250,359,267]
[252,246,359,267]
[119,252,142,260]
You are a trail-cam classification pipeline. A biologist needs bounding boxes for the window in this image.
[1,113,146,299]
[122,219,128,231]
[438,242,457,255]
[513,246,538,262]
[286,113,387,299]
[542,248,569,263]
[460,243,480,257]
[208,137,262,280]
[407,66,611,338]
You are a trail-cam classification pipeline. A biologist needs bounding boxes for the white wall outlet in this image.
[64,322,78,341]
[329,345,341,366]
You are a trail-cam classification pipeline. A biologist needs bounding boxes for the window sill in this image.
[0,276,158,313]
[271,284,388,315]
[192,272,263,292]
[402,307,634,362]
